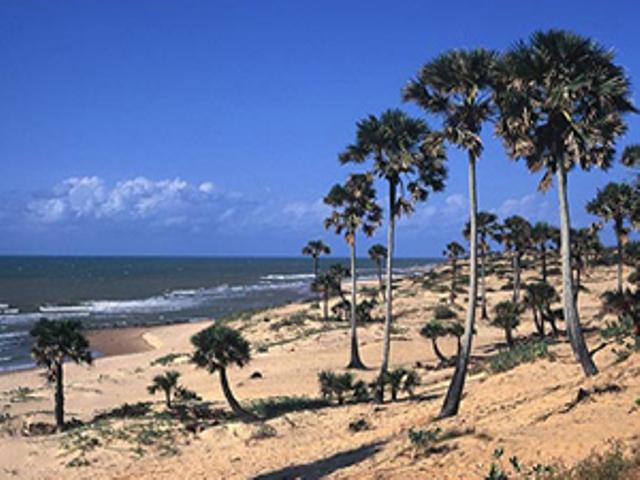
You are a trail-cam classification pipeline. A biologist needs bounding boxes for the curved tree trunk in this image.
[375,180,396,404]
[556,163,598,376]
[219,367,257,422]
[347,236,366,369]
[55,361,64,432]
[432,338,449,365]
[439,153,479,418]
[480,242,488,320]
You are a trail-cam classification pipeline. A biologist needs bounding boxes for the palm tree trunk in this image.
[165,390,172,409]
[533,307,544,338]
[556,163,598,376]
[375,180,396,404]
[616,230,623,293]
[219,367,257,422]
[450,260,457,304]
[347,236,366,369]
[313,256,319,279]
[480,242,488,320]
[55,361,64,431]
[323,289,329,322]
[439,153,479,418]
[541,245,547,282]
[512,252,521,304]
[377,261,385,301]
[432,338,449,365]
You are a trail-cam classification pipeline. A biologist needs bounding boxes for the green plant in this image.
[488,341,553,374]
[147,370,181,408]
[318,370,354,405]
[150,353,189,367]
[248,396,329,419]
[434,305,457,320]
[407,427,441,457]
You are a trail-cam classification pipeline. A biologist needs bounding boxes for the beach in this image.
[0,257,638,479]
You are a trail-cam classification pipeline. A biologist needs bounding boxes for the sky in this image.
[0,0,639,257]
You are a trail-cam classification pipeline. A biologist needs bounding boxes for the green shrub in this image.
[434,305,457,320]
[318,370,355,405]
[248,396,329,419]
[488,341,553,374]
[269,312,308,331]
[381,368,421,401]
[408,427,441,457]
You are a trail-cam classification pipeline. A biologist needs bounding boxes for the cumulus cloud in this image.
[496,192,552,221]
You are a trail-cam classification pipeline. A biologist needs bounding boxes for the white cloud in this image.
[496,193,551,221]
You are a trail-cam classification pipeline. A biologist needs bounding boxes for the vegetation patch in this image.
[150,352,189,367]
[488,341,554,374]
[2,386,44,403]
[248,396,330,419]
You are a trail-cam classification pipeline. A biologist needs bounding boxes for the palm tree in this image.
[311,270,342,321]
[621,144,640,169]
[498,215,532,305]
[302,240,331,278]
[523,281,560,338]
[148,370,180,408]
[340,108,447,403]
[586,182,634,292]
[443,241,466,304]
[191,324,257,421]
[492,301,520,348]
[571,225,603,303]
[30,318,92,431]
[531,222,559,283]
[494,30,636,377]
[464,211,500,319]
[404,48,497,418]
[324,173,382,369]
[419,320,463,366]
[368,244,388,300]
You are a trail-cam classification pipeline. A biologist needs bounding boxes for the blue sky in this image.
[1,1,639,256]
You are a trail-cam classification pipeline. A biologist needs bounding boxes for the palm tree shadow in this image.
[252,441,386,480]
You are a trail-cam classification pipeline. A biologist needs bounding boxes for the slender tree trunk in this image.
[432,338,449,365]
[505,324,514,348]
[439,153,479,418]
[616,230,623,293]
[219,368,257,421]
[313,256,319,279]
[347,236,366,369]
[376,261,385,301]
[480,242,488,320]
[532,307,544,338]
[541,245,547,282]
[165,390,172,409]
[323,289,329,322]
[55,361,64,432]
[450,260,457,304]
[556,163,598,376]
[512,252,521,304]
[375,180,396,404]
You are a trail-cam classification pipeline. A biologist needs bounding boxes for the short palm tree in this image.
[464,211,500,319]
[148,370,180,408]
[498,215,532,304]
[523,281,560,338]
[492,301,521,348]
[324,173,382,369]
[340,108,447,403]
[420,320,463,366]
[311,270,341,321]
[570,225,603,303]
[302,240,331,278]
[494,29,636,376]
[368,244,388,300]
[404,48,497,418]
[30,318,92,431]
[443,241,466,304]
[586,182,634,292]
[531,222,559,283]
[191,325,257,421]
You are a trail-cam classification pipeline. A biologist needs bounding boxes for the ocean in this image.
[0,256,439,372]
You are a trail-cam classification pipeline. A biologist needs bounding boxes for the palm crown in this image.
[368,244,387,262]
[31,318,92,377]
[443,241,465,260]
[324,173,382,242]
[302,240,331,258]
[191,325,251,372]
[586,182,634,237]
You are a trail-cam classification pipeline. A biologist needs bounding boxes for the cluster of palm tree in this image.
[305,29,637,417]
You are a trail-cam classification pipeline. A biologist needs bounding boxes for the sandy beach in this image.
[0,258,639,479]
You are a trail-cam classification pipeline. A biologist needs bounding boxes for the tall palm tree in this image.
[586,182,634,292]
[368,244,388,300]
[404,48,497,418]
[302,240,331,278]
[324,173,382,369]
[443,241,466,304]
[531,222,559,283]
[498,215,532,305]
[340,109,447,403]
[494,30,636,376]
[464,211,500,319]
[30,318,92,431]
[191,324,257,421]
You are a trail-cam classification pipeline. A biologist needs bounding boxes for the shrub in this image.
[434,305,457,320]
[408,427,441,457]
[269,312,308,331]
[381,368,421,401]
[248,396,329,419]
[318,370,355,405]
[488,341,553,374]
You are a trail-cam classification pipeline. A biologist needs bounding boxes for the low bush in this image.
[434,305,457,320]
[248,396,329,419]
[488,341,553,374]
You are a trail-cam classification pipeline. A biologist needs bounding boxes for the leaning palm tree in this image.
[464,211,500,319]
[404,48,497,418]
[586,182,634,292]
[340,109,447,403]
[30,318,92,431]
[443,241,466,304]
[324,173,382,369]
[494,30,636,376]
[368,244,388,300]
[302,240,331,278]
[147,370,180,408]
[498,215,532,305]
[531,222,559,283]
[191,324,257,421]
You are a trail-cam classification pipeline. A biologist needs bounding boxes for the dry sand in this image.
[0,257,639,479]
